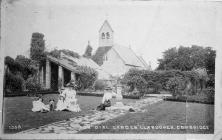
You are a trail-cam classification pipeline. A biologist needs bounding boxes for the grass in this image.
[79,101,214,134]
[3,93,137,134]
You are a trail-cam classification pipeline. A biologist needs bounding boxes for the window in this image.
[102,33,105,39]
[106,32,110,39]
[103,55,108,61]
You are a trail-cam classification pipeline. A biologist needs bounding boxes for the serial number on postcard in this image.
[8,124,22,130]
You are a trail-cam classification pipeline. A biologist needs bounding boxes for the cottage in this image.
[39,53,111,91]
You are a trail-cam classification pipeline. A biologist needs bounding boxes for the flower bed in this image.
[164,92,214,104]
[4,90,58,97]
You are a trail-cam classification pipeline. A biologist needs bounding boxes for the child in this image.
[32,97,49,112]
[55,95,67,111]
[49,99,55,111]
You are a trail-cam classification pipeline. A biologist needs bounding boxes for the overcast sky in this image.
[2,0,222,69]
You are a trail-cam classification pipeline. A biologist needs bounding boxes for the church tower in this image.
[99,20,114,47]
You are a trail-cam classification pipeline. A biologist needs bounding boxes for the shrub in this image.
[76,66,98,90]
[94,80,107,90]
[166,77,185,97]
[5,72,24,92]
[206,74,215,88]
[25,76,41,91]
[121,68,206,96]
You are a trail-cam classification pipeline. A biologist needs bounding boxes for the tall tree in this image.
[83,41,93,58]
[15,55,37,80]
[30,32,46,63]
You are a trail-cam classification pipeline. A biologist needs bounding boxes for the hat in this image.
[105,86,112,90]
[66,81,75,87]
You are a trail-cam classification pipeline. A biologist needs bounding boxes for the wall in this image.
[101,48,129,77]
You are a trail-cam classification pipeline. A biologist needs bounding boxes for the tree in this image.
[30,32,46,63]
[157,45,216,74]
[15,55,37,80]
[83,41,93,58]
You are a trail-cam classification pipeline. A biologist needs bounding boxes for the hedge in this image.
[121,69,208,97]
[4,90,140,99]
[164,88,214,104]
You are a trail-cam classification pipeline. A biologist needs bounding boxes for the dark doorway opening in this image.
[63,68,71,86]
[50,62,58,91]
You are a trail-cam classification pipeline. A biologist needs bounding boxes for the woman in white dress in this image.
[55,95,67,111]
[56,81,81,112]
[32,97,50,112]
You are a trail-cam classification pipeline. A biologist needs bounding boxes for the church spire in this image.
[99,20,114,47]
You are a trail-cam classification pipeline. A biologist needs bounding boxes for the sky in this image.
[2,0,222,69]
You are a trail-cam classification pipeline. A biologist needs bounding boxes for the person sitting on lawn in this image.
[32,97,50,112]
[55,95,67,111]
[97,86,116,111]
[105,86,135,112]
[57,80,81,112]
[49,99,55,111]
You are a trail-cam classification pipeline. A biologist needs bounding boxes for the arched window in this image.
[106,32,110,39]
[102,33,105,39]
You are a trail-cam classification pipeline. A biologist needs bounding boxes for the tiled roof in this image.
[112,44,146,68]
[61,53,111,79]
[47,55,78,72]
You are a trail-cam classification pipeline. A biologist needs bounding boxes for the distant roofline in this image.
[112,44,145,67]
[99,20,114,32]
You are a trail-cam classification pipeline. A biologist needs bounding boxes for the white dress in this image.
[59,88,81,112]
[105,91,133,111]
[32,100,50,112]
[55,98,67,111]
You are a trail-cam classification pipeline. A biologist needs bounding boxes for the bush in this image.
[206,74,215,88]
[94,80,107,90]
[76,66,98,90]
[166,77,186,97]
[25,76,41,91]
[121,69,206,97]
[5,72,24,92]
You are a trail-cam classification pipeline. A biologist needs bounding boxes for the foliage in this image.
[46,48,80,59]
[4,56,37,80]
[94,79,107,90]
[25,75,41,91]
[206,74,215,88]
[121,68,207,96]
[5,56,23,74]
[15,55,37,80]
[164,87,214,104]
[30,32,46,63]
[5,71,24,92]
[76,66,98,90]
[157,45,216,74]
[83,43,93,58]
[166,77,186,97]
[46,48,61,58]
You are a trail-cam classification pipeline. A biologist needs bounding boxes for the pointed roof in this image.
[137,56,151,70]
[99,20,114,32]
[112,44,145,67]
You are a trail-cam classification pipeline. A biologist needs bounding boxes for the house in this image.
[39,52,111,91]
[93,20,151,77]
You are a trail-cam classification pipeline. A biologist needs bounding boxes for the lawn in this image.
[3,93,137,134]
[79,101,214,134]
